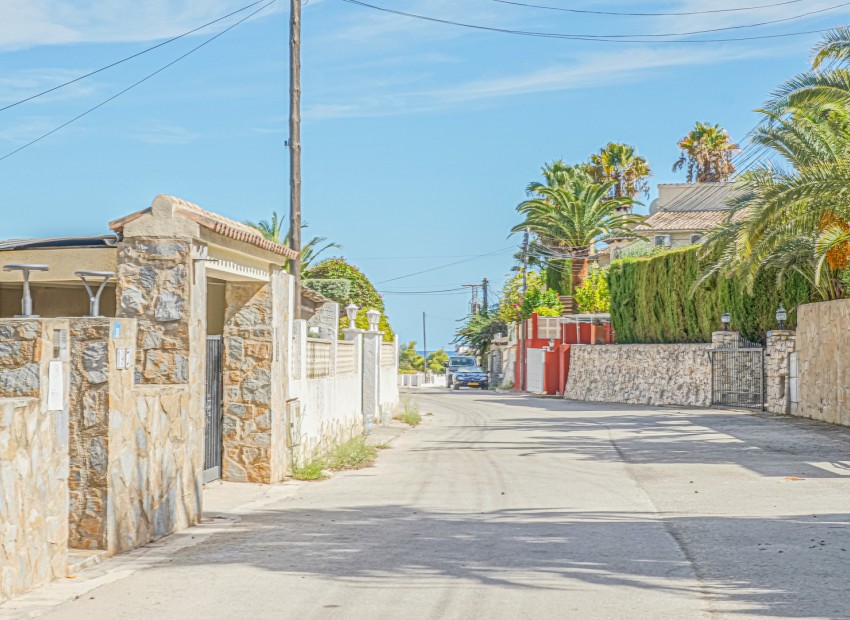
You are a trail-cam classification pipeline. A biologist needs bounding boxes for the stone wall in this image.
[0,319,69,603]
[793,299,850,426]
[115,238,191,385]
[565,344,712,407]
[67,318,202,554]
[765,330,795,415]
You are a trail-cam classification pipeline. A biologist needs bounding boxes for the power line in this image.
[0,0,271,114]
[378,287,467,294]
[376,246,515,284]
[0,0,277,163]
[338,0,847,44]
[490,1,850,39]
[490,0,809,17]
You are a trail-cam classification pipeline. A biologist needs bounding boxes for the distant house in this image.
[598,182,741,265]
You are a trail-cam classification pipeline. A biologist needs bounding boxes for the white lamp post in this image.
[345,303,359,329]
[366,309,381,332]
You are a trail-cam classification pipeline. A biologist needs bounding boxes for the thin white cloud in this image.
[130,121,198,145]
[304,44,777,119]
[0,0,283,51]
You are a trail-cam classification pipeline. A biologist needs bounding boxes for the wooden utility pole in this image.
[422,312,428,381]
[289,0,302,318]
[519,228,530,391]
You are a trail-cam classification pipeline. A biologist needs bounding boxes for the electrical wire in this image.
[490,1,850,39]
[490,0,809,17]
[0,0,277,163]
[0,0,271,114]
[338,0,847,43]
[376,246,516,284]
[379,287,468,294]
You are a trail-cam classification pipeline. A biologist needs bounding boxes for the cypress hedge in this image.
[608,246,814,344]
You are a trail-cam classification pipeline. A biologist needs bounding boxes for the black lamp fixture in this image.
[776,304,787,330]
[721,310,731,331]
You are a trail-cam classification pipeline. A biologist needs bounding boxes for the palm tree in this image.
[700,28,850,300]
[673,122,739,183]
[587,142,651,202]
[513,171,643,290]
[247,214,341,276]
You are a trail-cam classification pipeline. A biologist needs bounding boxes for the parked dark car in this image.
[446,355,477,389]
[452,366,489,390]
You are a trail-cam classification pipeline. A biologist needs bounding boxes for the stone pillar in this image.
[361,329,383,432]
[220,269,290,484]
[765,330,796,415]
[711,330,740,348]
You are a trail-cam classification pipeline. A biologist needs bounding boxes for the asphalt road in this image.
[14,392,850,619]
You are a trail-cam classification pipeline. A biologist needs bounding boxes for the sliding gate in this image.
[710,346,765,410]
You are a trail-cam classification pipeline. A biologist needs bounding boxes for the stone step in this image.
[66,549,108,578]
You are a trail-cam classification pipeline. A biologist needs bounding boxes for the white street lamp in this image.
[366,309,381,332]
[345,303,359,329]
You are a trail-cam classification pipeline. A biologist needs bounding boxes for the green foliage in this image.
[427,349,449,374]
[574,265,611,313]
[395,396,423,427]
[545,259,572,295]
[324,438,378,471]
[303,279,352,303]
[609,246,815,344]
[291,458,328,481]
[305,258,394,342]
[523,287,562,317]
[399,341,425,373]
[497,271,562,324]
[455,312,508,361]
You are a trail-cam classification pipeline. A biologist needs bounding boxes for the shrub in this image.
[609,246,814,344]
[304,278,352,303]
[574,265,610,313]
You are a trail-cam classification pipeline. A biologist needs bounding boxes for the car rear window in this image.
[449,357,475,366]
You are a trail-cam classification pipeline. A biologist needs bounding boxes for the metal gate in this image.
[526,348,545,394]
[710,348,764,410]
[204,336,223,483]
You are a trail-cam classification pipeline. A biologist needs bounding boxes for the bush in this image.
[609,246,814,344]
[574,265,610,313]
[304,278,352,303]
[305,258,395,342]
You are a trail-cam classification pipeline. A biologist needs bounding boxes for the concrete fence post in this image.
[361,329,383,432]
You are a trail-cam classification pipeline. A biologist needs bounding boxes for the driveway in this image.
[4,392,850,619]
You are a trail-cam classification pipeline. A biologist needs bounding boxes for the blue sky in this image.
[1,0,849,349]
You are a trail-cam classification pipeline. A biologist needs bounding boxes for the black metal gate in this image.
[710,348,764,410]
[204,336,223,482]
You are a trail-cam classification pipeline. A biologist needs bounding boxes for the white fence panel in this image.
[527,348,545,393]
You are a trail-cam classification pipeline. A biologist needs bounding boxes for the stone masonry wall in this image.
[565,344,713,407]
[115,238,191,385]
[67,318,201,554]
[765,330,795,415]
[794,299,850,426]
[68,320,111,549]
[0,320,41,397]
[222,282,282,483]
[0,319,69,603]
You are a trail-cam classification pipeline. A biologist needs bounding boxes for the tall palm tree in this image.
[673,122,739,183]
[513,172,643,290]
[700,28,850,300]
[247,213,341,276]
[587,142,651,203]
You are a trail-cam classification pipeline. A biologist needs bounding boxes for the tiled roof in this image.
[110,195,298,260]
[636,209,743,232]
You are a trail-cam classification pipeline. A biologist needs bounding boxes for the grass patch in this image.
[325,437,378,471]
[291,457,328,481]
[395,395,423,427]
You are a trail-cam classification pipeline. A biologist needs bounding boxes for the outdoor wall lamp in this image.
[345,303,359,329]
[75,270,115,317]
[366,309,381,332]
[721,311,731,331]
[4,264,49,317]
[776,304,787,330]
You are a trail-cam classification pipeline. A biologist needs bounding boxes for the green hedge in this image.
[304,278,352,303]
[545,259,572,295]
[609,246,814,344]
